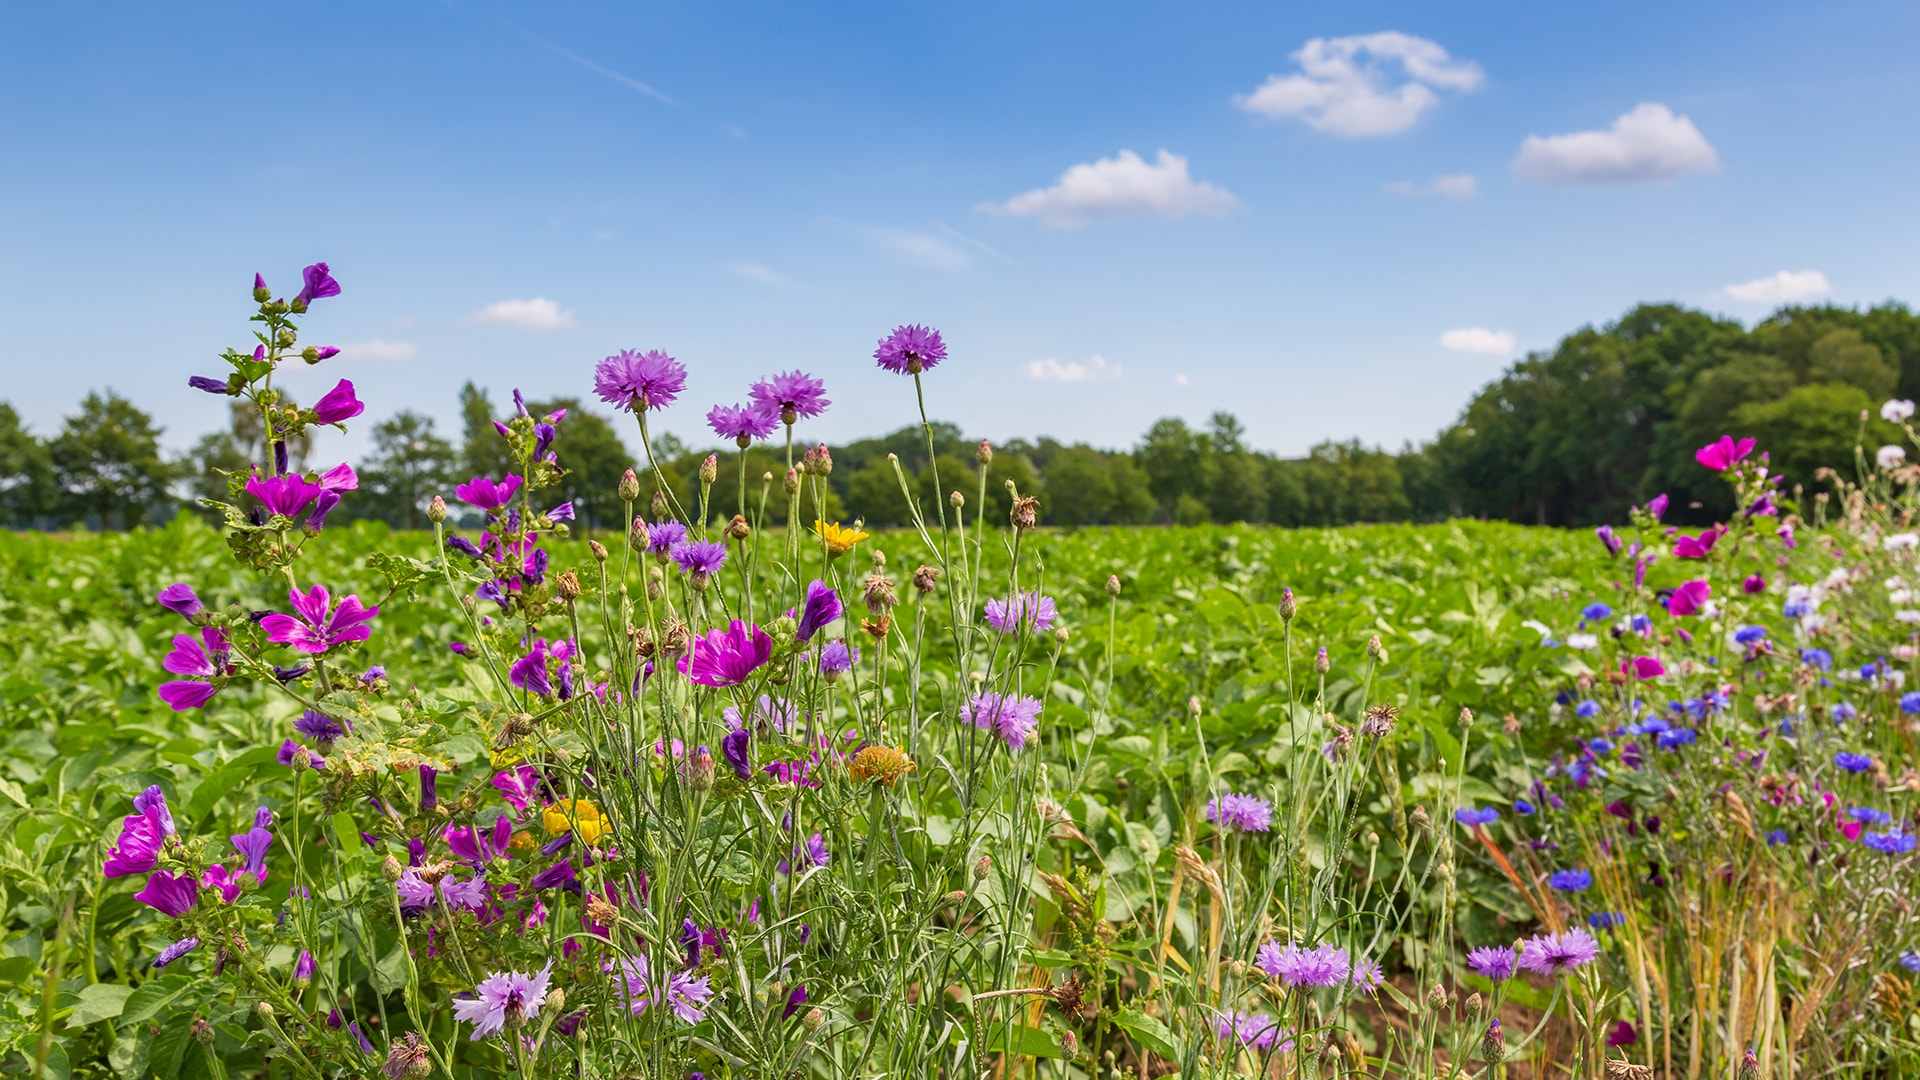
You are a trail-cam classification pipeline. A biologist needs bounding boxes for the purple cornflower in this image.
[294,710,346,744]
[1549,868,1593,892]
[645,520,688,556]
[152,937,200,968]
[1836,751,1873,773]
[451,963,553,1040]
[455,475,523,512]
[189,375,229,394]
[620,955,715,1023]
[964,691,1043,751]
[246,472,323,518]
[670,539,729,580]
[104,786,176,878]
[778,832,831,876]
[1850,807,1893,826]
[312,379,364,424]
[1588,911,1626,931]
[1466,945,1516,981]
[157,584,202,618]
[134,870,199,918]
[594,349,687,413]
[984,591,1058,634]
[1516,928,1601,975]
[1254,941,1349,988]
[750,370,830,423]
[1455,806,1499,828]
[873,324,946,375]
[1206,792,1274,833]
[1212,1010,1290,1053]
[796,580,842,642]
[294,261,340,306]
[277,739,327,771]
[707,403,778,444]
[818,639,858,678]
[261,584,378,654]
[1864,830,1917,855]
[677,620,772,687]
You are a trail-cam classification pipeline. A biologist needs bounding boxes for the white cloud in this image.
[1720,269,1831,305]
[336,339,419,361]
[472,298,577,331]
[1513,103,1719,185]
[1440,327,1517,355]
[1173,373,1191,387]
[1024,354,1122,383]
[1385,173,1478,200]
[864,227,973,271]
[1234,32,1484,137]
[982,149,1239,229]
[729,263,792,287]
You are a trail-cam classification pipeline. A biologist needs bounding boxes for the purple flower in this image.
[278,739,327,771]
[547,501,574,522]
[678,620,772,687]
[157,584,203,618]
[231,807,274,881]
[620,955,715,1023]
[492,765,542,812]
[707,403,778,443]
[294,262,340,306]
[104,786,176,878]
[721,727,752,780]
[295,709,346,743]
[261,584,378,654]
[594,349,687,413]
[783,985,809,1019]
[1254,941,1349,987]
[419,765,439,812]
[1212,1011,1290,1054]
[455,475,523,512]
[1516,928,1601,975]
[796,580,842,642]
[246,472,323,518]
[1206,792,1274,833]
[312,379,364,424]
[818,639,857,677]
[189,375,229,394]
[134,869,199,918]
[1455,806,1499,828]
[964,691,1043,751]
[1836,751,1873,773]
[451,963,553,1040]
[445,818,514,865]
[873,324,946,375]
[645,520,688,555]
[531,859,578,890]
[152,937,200,968]
[670,539,729,578]
[158,628,231,711]
[805,832,829,867]
[1595,525,1622,555]
[305,490,342,532]
[511,639,554,697]
[984,591,1058,634]
[158,680,220,711]
[1466,945,1516,981]
[294,949,316,985]
[1549,868,1593,892]
[750,370,830,422]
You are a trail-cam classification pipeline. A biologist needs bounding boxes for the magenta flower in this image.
[1594,525,1622,555]
[260,584,378,654]
[984,591,1058,634]
[795,580,842,642]
[749,370,830,422]
[510,639,554,697]
[492,765,542,812]
[456,475,523,512]
[158,628,232,712]
[201,864,244,904]
[1207,792,1274,833]
[104,786,176,878]
[874,324,946,375]
[445,817,515,865]
[230,806,274,883]
[158,680,220,711]
[134,869,200,918]
[1647,493,1669,520]
[451,962,553,1040]
[294,262,341,307]
[1516,927,1601,975]
[1668,579,1711,617]
[677,620,773,687]
[1627,656,1666,679]
[312,379,364,424]
[1672,525,1725,559]
[246,473,324,518]
[1695,435,1756,472]
[594,348,687,413]
[157,584,203,618]
[964,691,1043,751]
[707,403,778,444]
[319,461,359,492]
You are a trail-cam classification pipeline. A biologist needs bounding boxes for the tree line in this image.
[3,299,1916,532]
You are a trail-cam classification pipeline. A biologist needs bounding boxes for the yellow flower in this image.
[814,519,869,558]
[542,798,607,844]
[848,745,918,786]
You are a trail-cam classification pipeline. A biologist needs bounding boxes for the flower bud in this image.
[973,854,992,881]
[651,490,669,519]
[192,1018,215,1046]
[699,454,718,484]
[1738,1048,1760,1080]
[1106,574,1121,598]
[1187,696,1203,719]
[950,490,965,510]
[257,1001,275,1019]
[691,748,715,791]
[812,444,833,477]
[1277,587,1296,621]
[1366,635,1384,660]
[1426,984,1448,1011]
[1482,1020,1505,1064]
[545,987,565,1012]
[427,495,448,523]
[784,468,801,495]
[383,854,404,881]
[1058,1029,1078,1058]
[618,468,641,502]
[252,273,271,303]
[726,514,751,542]
[1314,646,1330,674]
[804,1007,824,1032]
[556,571,582,601]
[588,539,608,563]
[1458,706,1474,729]
[976,439,993,465]
[629,516,650,553]
[1410,805,1431,831]
[1053,625,1070,646]
[1464,991,1483,1023]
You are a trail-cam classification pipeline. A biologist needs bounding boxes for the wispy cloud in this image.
[863,227,974,271]
[982,149,1239,229]
[1514,103,1718,185]
[1385,173,1478,200]
[1024,354,1122,383]
[930,221,1017,265]
[502,20,674,105]
[1235,32,1484,137]
[471,298,577,331]
[729,263,793,288]
[1440,327,1517,355]
[337,339,419,361]
[1719,269,1831,305]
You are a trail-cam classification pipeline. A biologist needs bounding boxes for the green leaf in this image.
[988,1023,1062,1058]
[67,983,134,1027]
[331,811,362,856]
[119,975,190,1026]
[37,1038,71,1080]
[371,937,412,995]
[1112,1007,1180,1060]
[110,1027,152,1080]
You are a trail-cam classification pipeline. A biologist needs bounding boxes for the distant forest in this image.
[3,301,1916,532]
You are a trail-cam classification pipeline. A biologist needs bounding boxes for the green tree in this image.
[459,382,514,482]
[358,411,458,529]
[1730,383,1893,491]
[0,404,54,527]
[527,398,636,531]
[48,391,177,528]
[1135,418,1213,522]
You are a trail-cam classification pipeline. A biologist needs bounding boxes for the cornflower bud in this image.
[1459,706,1474,728]
[1106,574,1121,598]
[1482,1019,1505,1064]
[691,748,715,791]
[545,987,565,1012]
[1738,1049,1760,1080]
[726,514,751,542]
[629,516,650,553]
[1277,587,1296,621]
[1314,646,1331,674]
[699,453,718,484]
[804,1007,824,1032]
[1188,696,1203,719]
[783,468,801,495]
[651,491,669,519]
[647,566,664,601]
[1366,635,1385,660]
[1053,625,1070,645]
[1410,805,1431,831]
[950,490,965,510]
[973,854,992,881]
[427,495,447,523]
[813,444,833,476]
[618,468,641,502]
[192,1018,215,1046]
[588,539,608,563]
[556,572,582,601]
[1464,991,1483,1023]
[1426,984,1448,1011]
[976,439,993,465]
[257,1001,275,1019]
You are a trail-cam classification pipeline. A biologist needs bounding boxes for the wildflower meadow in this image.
[8,263,1920,1080]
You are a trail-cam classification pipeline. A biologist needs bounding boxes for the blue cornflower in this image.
[1630,614,1652,634]
[1835,752,1874,774]
[1657,728,1698,750]
[1733,625,1767,645]
[1902,951,1920,973]
[1765,829,1788,846]
[1801,648,1832,672]
[1902,693,1920,715]
[1863,830,1917,855]
[1581,602,1613,622]
[1849,807,1893,826]
[1513,799,1537,815]
[1587,912,1625,931]
[1831,702,1858,721]
[1549,869,1593,892]
[1575,700,1600,719]
[1454,807,1499,828]
[1589,737,1613,755]
[1783,597,1814,618]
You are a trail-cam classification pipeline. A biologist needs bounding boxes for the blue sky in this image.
[3,1,1918,464]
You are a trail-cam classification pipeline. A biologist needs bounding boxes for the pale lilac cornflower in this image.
[873,324,946,375]
[646,520,688,556]
[451,962,553,1040]
[1347,956,1385,992]
[749,370,830,422]
[984,591,1058,634]
[1206,792,1273,833]
[1254,941,1349,987]
[1467,946,1516,981]
[594,349,687,413]
[964,691,1043,751]
[1211,1010,1290,1053]
[620,954,714,1023]
[1516,928,1601,975]
[707,403,778,444]
[818,639,858,680]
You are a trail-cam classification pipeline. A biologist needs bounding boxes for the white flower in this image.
[1886,532,1920,552]
[1893,590,1914,605]
[1565,633,1599,650]
[1897,610,1920,624]
[1892,670,1908,689]
[1884,399,1916,423]
[1879,445,1908,470]
[1897,645,1919,661]
[1802,613,1828,632]
[1521,620,1553,640]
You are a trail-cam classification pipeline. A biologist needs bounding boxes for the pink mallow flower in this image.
[677,621,772,687]
[1672,526,1726,559]
[311,379,364,424]
[260,584,378,654]
[1668,579,1711,617]
[1695,435,1756,472]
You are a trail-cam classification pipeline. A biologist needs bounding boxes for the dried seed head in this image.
[1360,705,1399,739]
[863,571,898,612]
[1010,495,1040,532]
[1106,574,1121,598]
[912,564,941,593]
[1606,1061,1655,1080]
[862,613,892,639]
[382,1033,434,1080]
[618,468,641,502]
[586,895,620,928]
[1503,713,1524,736]
[588,539,608,563]
[1046,977,1085,1015]
[1410,805,1432,831]
[427,495,448,523]
[1277,587,1296,621]
[555,571,582,601]
[661,620,691,656]
[726,514,751,542]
